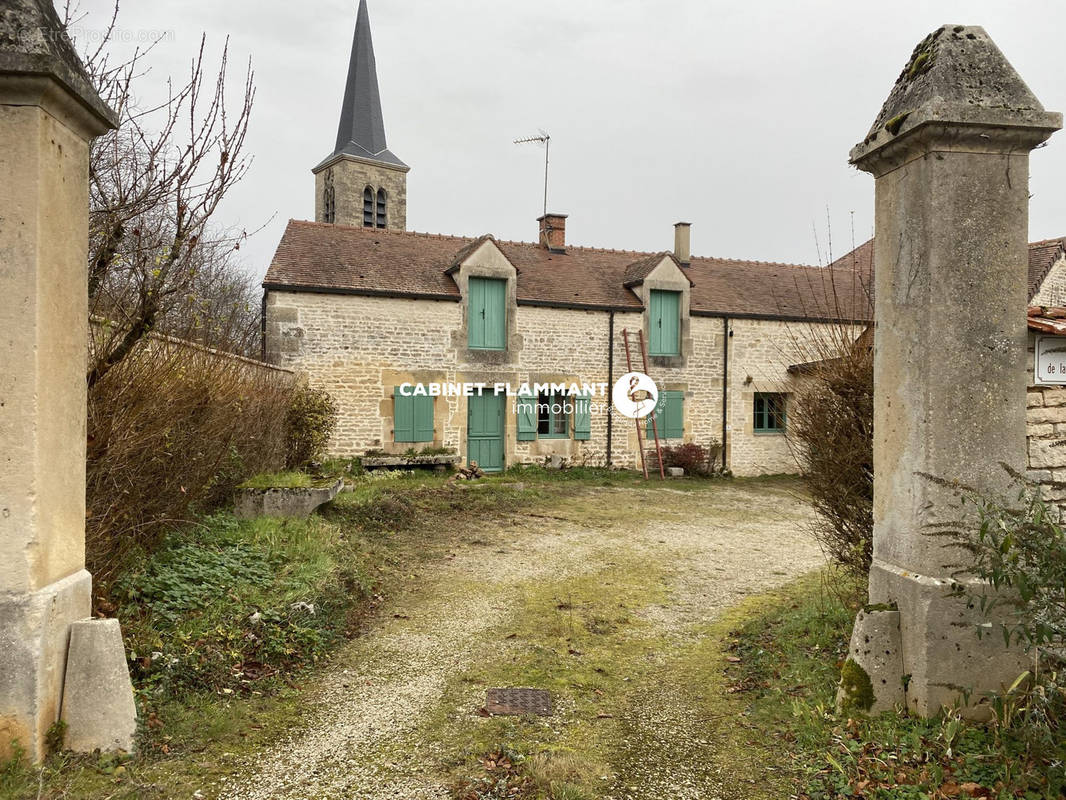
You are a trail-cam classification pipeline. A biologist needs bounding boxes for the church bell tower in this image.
[313,0,408,230]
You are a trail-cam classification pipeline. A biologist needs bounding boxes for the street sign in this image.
[1035,335,1066,385]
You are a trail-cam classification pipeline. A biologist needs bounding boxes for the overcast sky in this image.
[74,0,1066,281]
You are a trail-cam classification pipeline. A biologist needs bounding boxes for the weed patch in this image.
[723,573,1066,799]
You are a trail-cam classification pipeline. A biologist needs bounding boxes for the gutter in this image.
[722,317,730,471]
[607,311,615,467]
[261,283,870,326]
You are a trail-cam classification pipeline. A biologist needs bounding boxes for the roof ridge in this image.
[1029,236,1066,248]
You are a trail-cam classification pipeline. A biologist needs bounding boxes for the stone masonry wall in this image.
[265,290,735,471]
[1023,331,1066,503]
[726,318,839,476]
[314,156,407,231]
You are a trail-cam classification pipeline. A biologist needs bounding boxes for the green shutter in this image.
[646,391,683,439]
[648,290,663,354]
[649,290,680,356]
[516,389,537,441]
[469,277,506,350]
[394,388,414,442]
[413,395,434,442]
[663,391,683,438]
[573,392,591,440]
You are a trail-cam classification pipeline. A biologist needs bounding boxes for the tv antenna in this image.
[514,130,551,218]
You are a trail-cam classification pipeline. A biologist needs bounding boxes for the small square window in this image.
[753,392,787,433]
[537,391,569,438]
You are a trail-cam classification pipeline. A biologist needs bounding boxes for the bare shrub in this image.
[66,3,260,383]
[86,328,295,584]
[651,441,725,476]
[788,328,874,581]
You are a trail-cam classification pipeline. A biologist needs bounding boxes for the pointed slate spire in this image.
[329,0,405,168]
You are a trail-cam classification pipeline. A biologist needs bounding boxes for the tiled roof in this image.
[264,220,873,322]
[825,237,1065,302]
[1028,238,1066,299]
[1028,305,1066,335]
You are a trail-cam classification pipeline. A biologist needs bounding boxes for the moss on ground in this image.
[1,472,809,800]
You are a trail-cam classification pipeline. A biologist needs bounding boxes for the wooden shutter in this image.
[663,391,684,438]
[468,277,506,350]
[650,290,680,356]
[573,392,591,440]
[648,289,663,354]
[413,395,434,442]
[394,388,415,442]
[516,389,537,440]
[648,391,683,438]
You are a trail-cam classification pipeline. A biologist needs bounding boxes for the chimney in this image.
[674,222,691,265]
[538,213,567,254]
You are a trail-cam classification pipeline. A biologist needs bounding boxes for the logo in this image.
[612,372,658,419]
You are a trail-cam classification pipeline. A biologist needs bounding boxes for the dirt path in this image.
[220,479,822,800]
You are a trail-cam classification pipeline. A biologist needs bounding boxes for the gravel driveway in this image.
[219,479,822,800]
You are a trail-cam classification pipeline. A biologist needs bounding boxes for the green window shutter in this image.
[573,392,591,440]
[663,391,683,438]
[468,277,507,350]
[648,290,681,356]
[516,389,537,441]
[394,388,415,442]
[413,395,434,442]
[648,290,663,354]
[646,391,683,438]
[468,278,484,347]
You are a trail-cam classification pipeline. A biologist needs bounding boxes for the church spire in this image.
[331,0,405,167]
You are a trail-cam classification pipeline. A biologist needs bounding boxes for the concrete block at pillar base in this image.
[0,569,91,762]
[870,561,1031,720]
[667,467,685,477]
[837,607,904,714]
[61,619,137,753]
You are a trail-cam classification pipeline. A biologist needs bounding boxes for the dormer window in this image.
[363,186,374,227]
[376,188,387,228]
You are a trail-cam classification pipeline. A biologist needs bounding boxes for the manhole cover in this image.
[485,688,552,716]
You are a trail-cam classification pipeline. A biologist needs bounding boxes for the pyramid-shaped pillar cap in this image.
[851,25,1060,173]
[0,0,117,134]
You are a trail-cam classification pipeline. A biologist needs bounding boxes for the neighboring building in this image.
[262,1,1066,477]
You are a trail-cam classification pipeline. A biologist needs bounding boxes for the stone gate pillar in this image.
[848,25,1061,717]
[0,1,117,760]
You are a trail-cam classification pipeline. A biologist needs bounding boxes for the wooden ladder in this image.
[620,328,665,480]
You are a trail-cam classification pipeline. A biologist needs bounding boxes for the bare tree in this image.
[65,2,258,383]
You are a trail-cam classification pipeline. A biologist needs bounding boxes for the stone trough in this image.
[361,454,460,471]
[234,478,344,519]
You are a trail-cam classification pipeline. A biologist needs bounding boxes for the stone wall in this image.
[313,155,407,231]
[1025,331,1066,501]
[266,290,743,471]
[727,318,842,476]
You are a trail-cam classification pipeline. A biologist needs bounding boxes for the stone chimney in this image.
[538,213,567,254]
[674,222,691,265]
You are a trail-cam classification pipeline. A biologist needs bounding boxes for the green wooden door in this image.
[467,390,505,472]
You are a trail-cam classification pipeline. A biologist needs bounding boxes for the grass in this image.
[0,468,792,799]
[237,470,315,489]
[0,470,646,799]
[428,555,671,798]
[721,573,1066,799]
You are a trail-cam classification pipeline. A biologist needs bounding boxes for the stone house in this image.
[262,1,1066,477]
